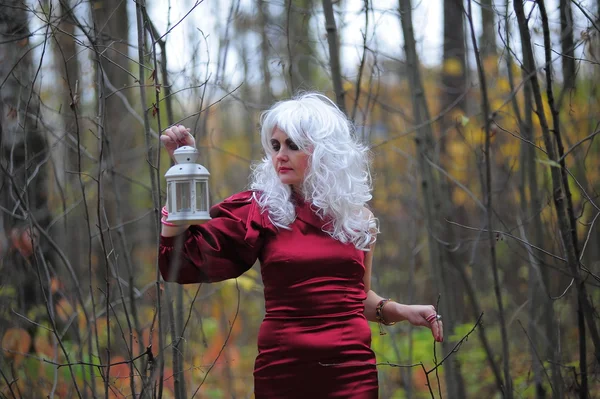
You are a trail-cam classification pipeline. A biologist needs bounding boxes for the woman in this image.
[158,92,443,398]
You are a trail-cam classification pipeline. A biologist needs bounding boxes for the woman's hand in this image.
[160,125,195,161]
[400,304,444,343]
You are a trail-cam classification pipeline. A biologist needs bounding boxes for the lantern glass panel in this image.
[167,182,173,213]
[175,182,191,212]
[196,181,207,211]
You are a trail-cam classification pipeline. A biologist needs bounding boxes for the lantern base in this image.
[166,212,212,225]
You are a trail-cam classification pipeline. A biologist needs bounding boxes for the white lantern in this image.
[165,146,211,224]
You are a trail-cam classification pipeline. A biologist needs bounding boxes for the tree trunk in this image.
[283,0,317,92]
[257,0,274,109]
[321,0,346,113]
[515,0,600,366]
[91,3,146,397]
[398,2,466,398]
[559,0,575,91]
[442,0,467,113]
[0,0,52,332]
[52,0,87,288]
[465,2,513,396]
[479,0,497,57]
[439,0,468,329]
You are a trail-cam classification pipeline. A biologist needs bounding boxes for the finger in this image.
[160,134,175,146]
[164,125,182,142]
[434,321,443,342]
[162,128,179,142]
[429,320,442,342]
[175,125,189,141]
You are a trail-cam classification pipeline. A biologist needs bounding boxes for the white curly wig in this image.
[249,92,378,251]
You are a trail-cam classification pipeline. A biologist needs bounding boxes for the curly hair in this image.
[249,92,378,250]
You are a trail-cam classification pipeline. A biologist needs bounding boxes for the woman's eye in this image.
[271,143,280,151]
[288,142,299,151]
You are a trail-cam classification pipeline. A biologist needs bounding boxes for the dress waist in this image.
[264,308,363,320]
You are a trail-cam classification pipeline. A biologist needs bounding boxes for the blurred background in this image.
[0,0,599,397]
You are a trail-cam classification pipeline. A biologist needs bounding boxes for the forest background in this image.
[0,0,599,398]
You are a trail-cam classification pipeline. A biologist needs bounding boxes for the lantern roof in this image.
[165,163,210,178]
[173,145,199,164]
[165,146,210,178]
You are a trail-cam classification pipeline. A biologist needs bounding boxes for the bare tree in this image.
[398,1,467,398]
[515,0,600,372]
[0,0,51,333]
[439,0,469,343]
[559,0,576,91]
[322,0,346,113]
[257,0,274,108]
[479,0,497,57]
[282,0,317,92]
[442,0,467,114]
[50,0,87,291]
[465,1,513,397]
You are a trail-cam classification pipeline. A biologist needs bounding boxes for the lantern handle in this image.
[176,129,195,148]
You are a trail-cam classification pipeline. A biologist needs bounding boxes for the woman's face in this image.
[270,127,310,188]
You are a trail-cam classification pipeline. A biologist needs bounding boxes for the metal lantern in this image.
[165,146,211,224]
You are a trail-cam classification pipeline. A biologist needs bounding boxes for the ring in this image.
[436,314,442,321]
[425,313,438,323]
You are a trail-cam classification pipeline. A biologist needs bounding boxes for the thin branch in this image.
[517,320,555,393]
[446,220,567,263]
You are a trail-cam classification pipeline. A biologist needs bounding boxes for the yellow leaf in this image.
[443,58,463,77]
[497,77,511,93]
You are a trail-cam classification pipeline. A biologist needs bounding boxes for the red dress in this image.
[159,191,378,398]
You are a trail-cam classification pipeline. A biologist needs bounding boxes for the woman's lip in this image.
[279,167,292,173]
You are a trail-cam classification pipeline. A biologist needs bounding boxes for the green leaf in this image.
[536,158,561,168]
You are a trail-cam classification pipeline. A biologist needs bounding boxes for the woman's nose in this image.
[276,149,288,161]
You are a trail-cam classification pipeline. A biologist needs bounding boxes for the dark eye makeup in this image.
[270,138,299,151]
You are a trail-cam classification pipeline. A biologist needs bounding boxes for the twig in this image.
[0,366,18,399]
[446,220,567,262]
[190,281,242,398]
[517,320,555,393]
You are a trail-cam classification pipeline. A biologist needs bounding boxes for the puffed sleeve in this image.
[158,190,266,284]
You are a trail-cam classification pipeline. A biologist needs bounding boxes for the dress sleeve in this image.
[158,191,266,284]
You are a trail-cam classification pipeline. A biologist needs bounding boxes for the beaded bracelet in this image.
[375,298,396,335]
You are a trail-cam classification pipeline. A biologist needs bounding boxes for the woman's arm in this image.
[158,192,264,284]
[363,289,443,342]
[158,126,264,284]
[161,222,190,237]
[362,214,443,342]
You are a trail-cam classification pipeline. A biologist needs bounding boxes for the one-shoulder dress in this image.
[158,190,378,398]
